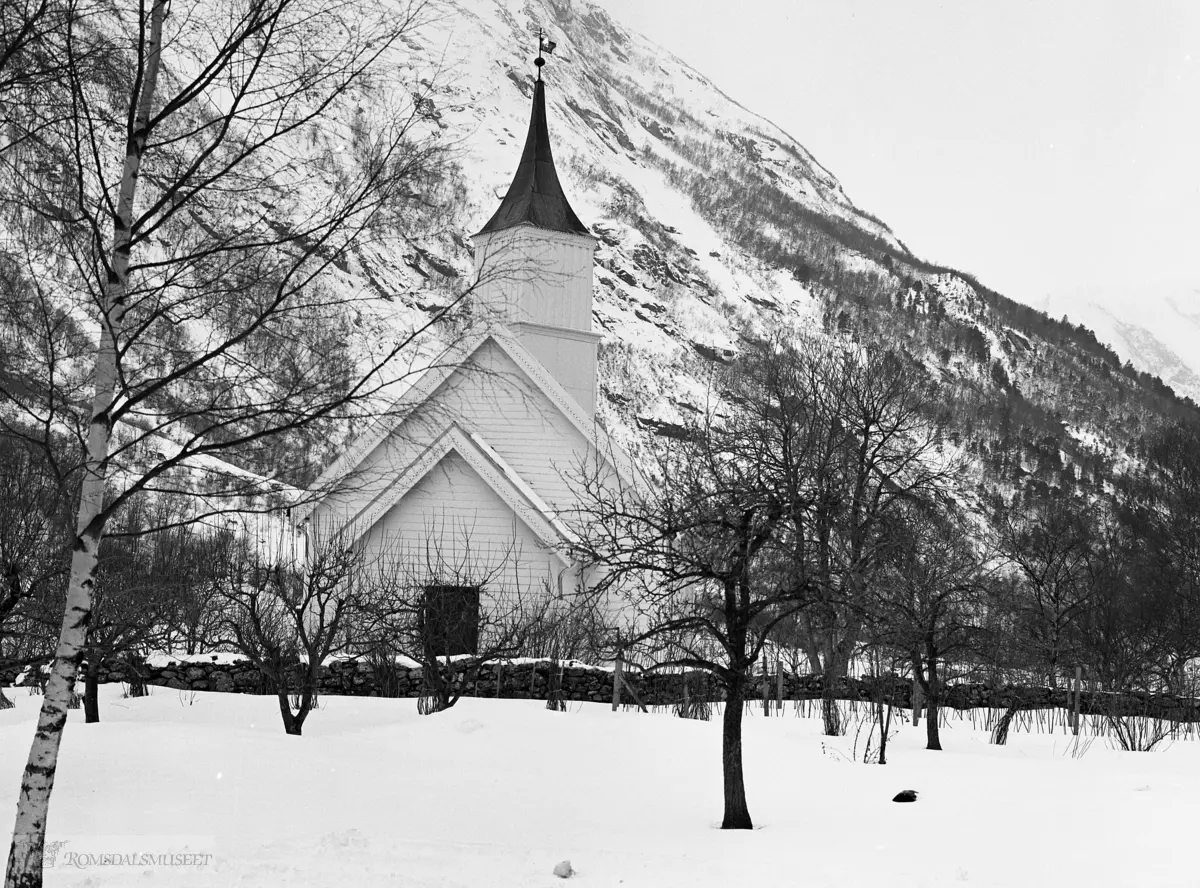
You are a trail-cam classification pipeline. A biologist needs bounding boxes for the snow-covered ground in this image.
[1,687,1196,886]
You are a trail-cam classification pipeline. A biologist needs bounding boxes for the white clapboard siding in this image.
[472,227,600,416]
[328,337,597,531]
[472,228,596,332]
[359,450,571,600]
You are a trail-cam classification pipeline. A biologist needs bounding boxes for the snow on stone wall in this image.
[4,657,1199,719]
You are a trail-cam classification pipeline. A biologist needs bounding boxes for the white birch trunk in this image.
[5,5,165,885]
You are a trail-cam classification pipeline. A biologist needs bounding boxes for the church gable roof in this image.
[294,328,636,523]
[329,423,573,566]
[477,78,589,237]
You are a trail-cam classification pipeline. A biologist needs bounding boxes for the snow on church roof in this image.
[465,428,577,544]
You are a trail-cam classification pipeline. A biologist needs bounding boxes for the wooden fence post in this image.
[762,652,769,716]
[612,654,623,712]
[618,668,650,713]
[776,658,784,715]
[1072,666,1082,735]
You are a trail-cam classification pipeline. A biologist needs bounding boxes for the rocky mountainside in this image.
[350,0,1197,509]
[3,0,1194,512]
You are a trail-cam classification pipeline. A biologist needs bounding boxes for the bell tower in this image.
[470,41,599,416]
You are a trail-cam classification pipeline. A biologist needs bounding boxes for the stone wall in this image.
[3,657,1198,720]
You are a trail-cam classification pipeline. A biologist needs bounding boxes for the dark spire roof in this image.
[478,79,589,236]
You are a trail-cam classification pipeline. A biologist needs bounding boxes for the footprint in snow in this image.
[457,718,485,734]
[320,829,367,851]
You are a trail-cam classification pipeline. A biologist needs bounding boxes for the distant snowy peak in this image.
[1051,295,1200,405]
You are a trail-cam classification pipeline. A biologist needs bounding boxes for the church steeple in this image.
[470,37,599,418]
[478,78,588,236]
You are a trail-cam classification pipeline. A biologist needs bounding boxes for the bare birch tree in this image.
[0,0,476,882]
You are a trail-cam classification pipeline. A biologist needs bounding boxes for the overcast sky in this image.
[601,0,1199,317]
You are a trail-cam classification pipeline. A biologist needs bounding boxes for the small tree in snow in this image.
[865,501,993,751]
[361,524,552,714]
[211,525,367,736]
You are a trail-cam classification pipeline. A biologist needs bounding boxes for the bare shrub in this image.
[362,527,552,716]
[674,671,712,721]
[1105,714,1173,752]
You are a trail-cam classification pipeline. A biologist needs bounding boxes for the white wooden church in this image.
[293,62,632,644]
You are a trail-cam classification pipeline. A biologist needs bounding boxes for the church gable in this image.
[303,331,629,534]
[358,449,568,598]
[426,336,595,511]
[331,423,572,560]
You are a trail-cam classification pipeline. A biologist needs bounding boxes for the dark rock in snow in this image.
[892,790,919,803]
[553,860,574,878]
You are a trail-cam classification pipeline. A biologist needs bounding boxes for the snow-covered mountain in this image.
[391,0,905,435]
[344,0,1195,504]
[6,0,1193,507]
[1045,290,1200,406]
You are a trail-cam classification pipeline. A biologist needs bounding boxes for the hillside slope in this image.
[3,0,1194,510]
[371,0,1197,508]
[1046,292,1200,405]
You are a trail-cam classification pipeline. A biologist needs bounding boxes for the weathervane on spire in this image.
[529,25,557,81]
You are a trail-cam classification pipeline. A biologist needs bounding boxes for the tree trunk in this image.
[127,662,147,698]
[5,4,165,885]
[277,692,301,736]
[878,700,891,765]
[925,695,942,750]
[6,543,102,888]
[720,673,753,830]
[418,659,454,714]
[820,662,842,736]
[924,653,942,751]
[83,659,100,724]
[875,686,891,765]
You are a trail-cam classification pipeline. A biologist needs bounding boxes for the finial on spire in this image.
[530,25,557,82]
[477,29,588,237]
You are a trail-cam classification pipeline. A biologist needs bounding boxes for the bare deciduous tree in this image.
[779,340,956,735]
[361,524,552,715]
[998,497,1096,688]
[212,525,366,736]
[74,501,201,721]
[865,502,993,750]
[0,0,477,880]
[1133,420,1200,692]
[0,435,73,710]
[576,331,958,823]
[574,335,828,829]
